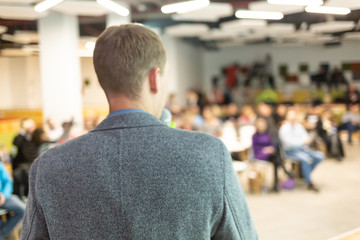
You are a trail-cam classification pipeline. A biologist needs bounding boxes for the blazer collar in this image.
[91,112,165,132]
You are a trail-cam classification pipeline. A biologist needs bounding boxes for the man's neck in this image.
[108,96,142,113]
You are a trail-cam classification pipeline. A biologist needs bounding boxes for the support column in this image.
[38,11,83,129]
[106,2,131,27]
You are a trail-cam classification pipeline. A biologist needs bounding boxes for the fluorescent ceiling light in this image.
[268,0,323,6]
[305,6,351,15]
[235,10,284,20]
[34,0,64,12]
[97,0,129,16]
[161,0,210,14]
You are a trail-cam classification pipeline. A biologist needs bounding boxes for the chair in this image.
[278,142,303,179]
[0,208,20,240]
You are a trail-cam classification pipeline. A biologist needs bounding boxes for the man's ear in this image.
[149,67,160,94]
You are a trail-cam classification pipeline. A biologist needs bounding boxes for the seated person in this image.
[340,104,360,144]
[0,161,25,238]
[198,106,222,137]
[304,105,327,152]
[252,118,293,192]
[279,109,324,192]
[322,110,345,160]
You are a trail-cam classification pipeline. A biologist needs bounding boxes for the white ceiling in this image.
[171,3,233,22]
[220,19,268,31]
[0,6,47,20]
[344,32,360,40]
[0,0,359,50]
[200,29,245,41]
[310,21,356,33]
[165,24,209,37]
[325,0,360,10]
[53,1,111,17]
[0,0,36,3]
[248,1,305,15]
[252,23,296,36]
[0,25,7,34]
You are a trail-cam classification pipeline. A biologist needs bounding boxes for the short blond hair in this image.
[93,24,166,99]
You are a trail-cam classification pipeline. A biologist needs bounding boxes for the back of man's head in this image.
[93,24,166,100]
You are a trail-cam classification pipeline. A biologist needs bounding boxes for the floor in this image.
[243,142,360,240]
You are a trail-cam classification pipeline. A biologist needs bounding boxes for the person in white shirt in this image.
[46,118,63,142]
[279,109,324,192]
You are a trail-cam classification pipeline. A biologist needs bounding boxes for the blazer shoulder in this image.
[166,127,227,150]
[34,133,92,164]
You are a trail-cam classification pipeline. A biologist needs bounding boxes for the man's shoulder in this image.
[164,127,225,148]
[35,133,91,164]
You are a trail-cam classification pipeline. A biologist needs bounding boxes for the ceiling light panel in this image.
[53,1,110,16]
[172,3,233,22]
[235,10,284,20]
[249,1,305,15]
[305,6,351,15]
[310,21,355,33]
[161,0,210,14]
[34,0,64,12]
[0,0,35,3]
[97,0,129,16]
[325,0,360,10]
[268,0,323,6]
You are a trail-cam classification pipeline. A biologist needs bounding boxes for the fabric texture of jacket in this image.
[21,112,257,240]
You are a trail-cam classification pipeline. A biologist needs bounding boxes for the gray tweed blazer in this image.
[21,112,257,240]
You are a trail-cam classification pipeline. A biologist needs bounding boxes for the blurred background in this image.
[0,1,360,239]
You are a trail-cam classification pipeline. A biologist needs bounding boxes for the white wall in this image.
[0,56,42,109]
[3,39,358,111]
[25,56,42,109]
[202,40,360,93]
[0,38,204,109]
[0,57,12,109]
[162,36,203,105]
[80,57,107,106]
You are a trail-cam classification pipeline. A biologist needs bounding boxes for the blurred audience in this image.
[322,110,344,160]
[252,118,293,192]
[0,161,25,239]
[329,68,347,91]
[340,104,360,144]
[345,83,360,109]
[46,117,63,142]
[279,109,324,192]
[12,119,37,198]
[198,106,222,137]
[57,119,75,144]
[12,119,36,170]
[239,105,257,126]
[31,127,54,156]
[6,74,359,198]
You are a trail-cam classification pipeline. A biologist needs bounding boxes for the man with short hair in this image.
[21,24,257,239]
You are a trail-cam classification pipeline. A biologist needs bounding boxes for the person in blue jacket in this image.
[0,162,25,238]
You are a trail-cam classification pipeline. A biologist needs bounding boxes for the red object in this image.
[225,65,238,88]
